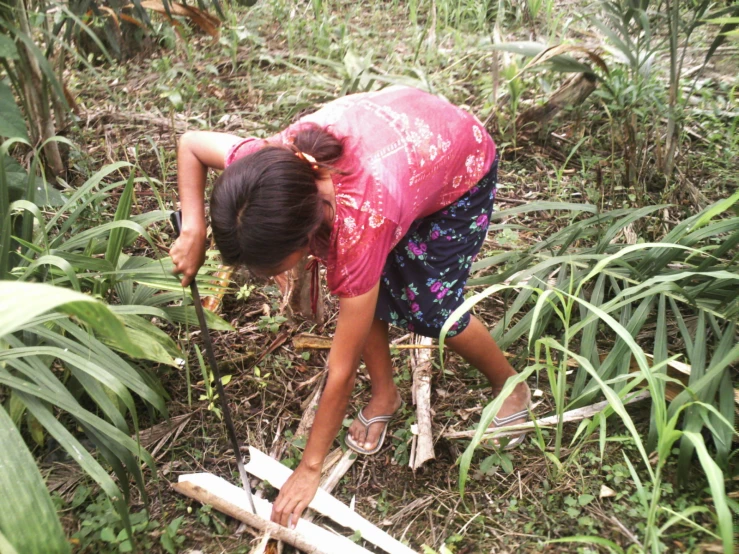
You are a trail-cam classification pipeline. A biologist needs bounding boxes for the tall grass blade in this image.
[681,431,733,553]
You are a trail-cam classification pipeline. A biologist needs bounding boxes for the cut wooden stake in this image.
[245,447,416,554]
[409,335,435,470]
[443,390,651,440]
[320,449,357,493]
[173,473,371,554]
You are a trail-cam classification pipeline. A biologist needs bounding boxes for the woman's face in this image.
[253,247,309,278]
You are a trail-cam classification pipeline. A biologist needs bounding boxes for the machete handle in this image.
[170,210,183,240]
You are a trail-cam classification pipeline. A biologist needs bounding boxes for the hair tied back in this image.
[295,150,319,170]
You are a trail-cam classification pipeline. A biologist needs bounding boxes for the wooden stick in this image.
[320,449,357,493]
[249,532,271,554]
[292,333,575,364]
[409,335,435,470]
[443,390,651,440]
[172,474,372,554]
[245,447,416,554]
[293,333,436,351]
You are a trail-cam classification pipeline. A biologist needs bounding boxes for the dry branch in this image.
[172,474,371,554]
[443,390,651,440]
[516,72,597,135]
[409,335,435,470]
[245,447,416,554]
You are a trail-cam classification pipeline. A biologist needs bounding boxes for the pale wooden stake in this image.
[409,335,435,470]
[320,449,357,493]
[173,474,372,554]
[245,447,416,554]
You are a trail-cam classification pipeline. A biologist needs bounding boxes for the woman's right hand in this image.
[170,228,207,287]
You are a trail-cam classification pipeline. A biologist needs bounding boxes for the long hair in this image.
[210,124,344,272]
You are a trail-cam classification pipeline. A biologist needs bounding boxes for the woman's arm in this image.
[270,282,380,528]
[171,131,244,286]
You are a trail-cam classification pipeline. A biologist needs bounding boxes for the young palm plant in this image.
[0,141,229,552]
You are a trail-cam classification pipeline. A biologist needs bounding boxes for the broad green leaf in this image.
[0,404,69,554]
[0,35,18,59]
[0,282,107,337]
[18,393,129,520]
[0,81,28,141]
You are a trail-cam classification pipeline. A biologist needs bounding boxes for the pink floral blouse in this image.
[224,86,497,298]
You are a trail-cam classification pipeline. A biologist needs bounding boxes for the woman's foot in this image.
[347,389,403,453]
[488,382,531,448]
[492,382,531,424]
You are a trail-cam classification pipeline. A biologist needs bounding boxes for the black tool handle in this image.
[170,210,183,239]
[169,209,255,512]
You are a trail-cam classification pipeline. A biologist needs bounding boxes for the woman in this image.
[170,86,531,529]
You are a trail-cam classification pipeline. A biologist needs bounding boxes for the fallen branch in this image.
[409,335,435,470]
[443,390,651,440]
[245,447,416,554]
[173,473,371,554]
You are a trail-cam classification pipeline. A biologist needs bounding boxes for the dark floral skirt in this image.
[375,157,498,338]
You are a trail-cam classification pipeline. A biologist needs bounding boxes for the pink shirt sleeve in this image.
[224,137,264,167]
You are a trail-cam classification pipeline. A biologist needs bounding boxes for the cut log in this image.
[172,474,372,554]
[516,72,597,135]
[443,390,650,440]
[245,447,416,554]
[409,335,435,470]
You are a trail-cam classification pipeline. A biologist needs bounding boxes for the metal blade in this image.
[171,211,257,513]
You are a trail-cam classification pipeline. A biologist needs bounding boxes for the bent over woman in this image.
[170,86,531,528]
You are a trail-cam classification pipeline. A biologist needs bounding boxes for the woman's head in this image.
[210,124,343,274]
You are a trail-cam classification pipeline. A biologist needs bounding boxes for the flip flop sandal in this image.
[489,408,530,450]
[345,409,395,455]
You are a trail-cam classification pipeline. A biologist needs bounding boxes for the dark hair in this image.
[210,124,344,272]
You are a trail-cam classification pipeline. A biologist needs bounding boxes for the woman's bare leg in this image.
[446,315,530,422]
[347,318,402,451]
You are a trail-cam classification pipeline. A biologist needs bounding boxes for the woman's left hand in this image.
[270,462,321,528]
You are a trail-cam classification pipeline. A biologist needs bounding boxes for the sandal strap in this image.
[358,410,394,428]
[493,408,529,427]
